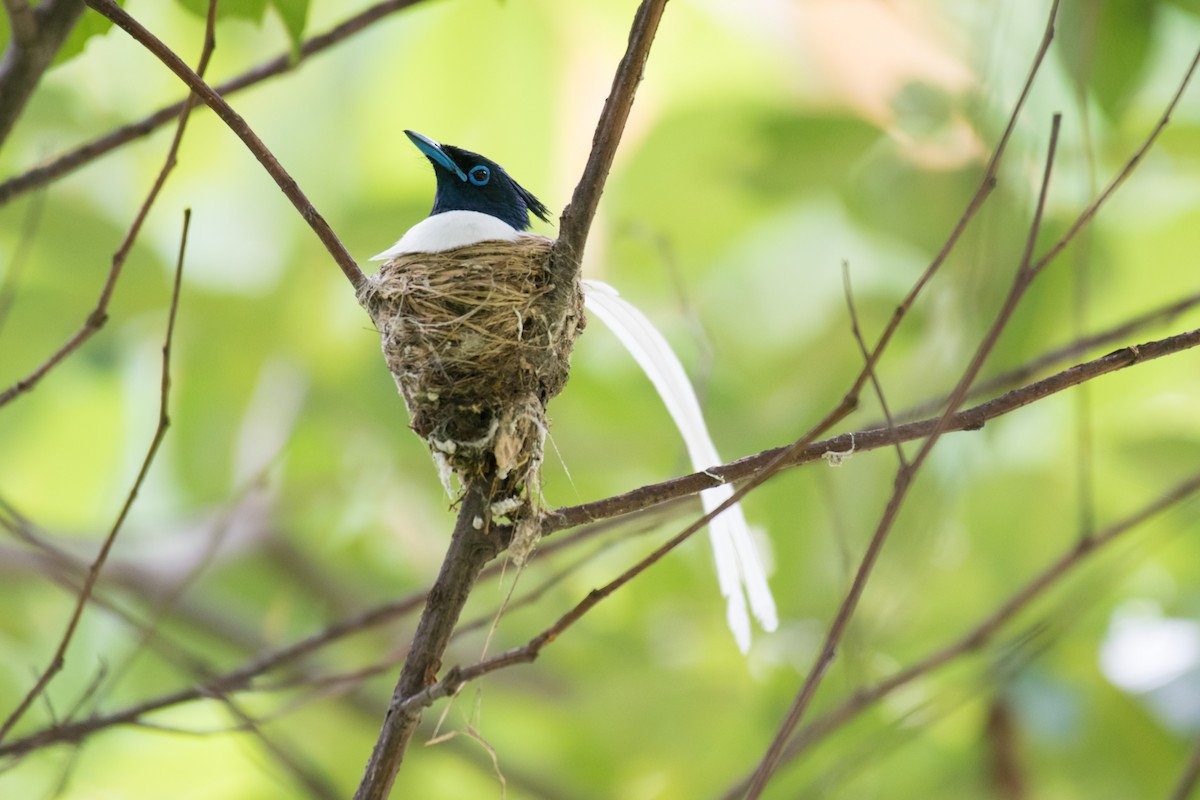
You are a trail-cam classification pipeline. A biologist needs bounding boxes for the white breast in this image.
[370,211,522,260]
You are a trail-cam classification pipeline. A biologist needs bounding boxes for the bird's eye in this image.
[469,165,491,186]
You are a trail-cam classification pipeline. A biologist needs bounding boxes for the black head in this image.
[405,130,551,232]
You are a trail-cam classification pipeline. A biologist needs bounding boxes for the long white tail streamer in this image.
[581,280,778,652]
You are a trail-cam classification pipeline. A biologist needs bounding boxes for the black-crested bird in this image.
[364,130,776,652]
[372,130,551,260]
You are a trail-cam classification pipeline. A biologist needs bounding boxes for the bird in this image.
[367,130,777,652]
[371,130,551,260]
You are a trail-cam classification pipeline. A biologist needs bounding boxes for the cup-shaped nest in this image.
[357,236,584,541]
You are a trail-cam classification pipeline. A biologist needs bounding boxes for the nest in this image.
[357,235,584,559]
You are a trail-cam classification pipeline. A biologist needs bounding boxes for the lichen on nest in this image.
[357,235,584,558]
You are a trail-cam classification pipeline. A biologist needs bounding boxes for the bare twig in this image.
[795,0,1062,444]
[0,0,428,206]
[0,4,217,410]
[886,287,1200,426]
[719,469,1200,799]
[81,0,366,290]
[842,261,906,468]
[744,111,1065,799]
[0,511,645,759]
[541,325,1200,538]
[0,208,189,744]
[1031,45,1200,275]
[0,0,85,146]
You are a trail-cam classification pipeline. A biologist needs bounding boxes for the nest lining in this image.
[357,235,584,556]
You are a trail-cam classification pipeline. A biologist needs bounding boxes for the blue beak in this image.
[404,130,468,182]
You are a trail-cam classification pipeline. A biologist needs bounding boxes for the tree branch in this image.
[81,0,366,290]
[718,468,1200,799]
[0,208,189,744]
[543,325,1200,537]
[0,0,215,410]
[0,0,428,206]
[353,481,497,800]
[744,114,1065,796]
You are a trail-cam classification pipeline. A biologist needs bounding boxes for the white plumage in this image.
[370,210,523,260]
[582,280,778,653]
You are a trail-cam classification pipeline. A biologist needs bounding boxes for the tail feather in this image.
[582,280,777,652]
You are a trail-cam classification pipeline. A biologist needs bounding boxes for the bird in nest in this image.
[364,130,777,653]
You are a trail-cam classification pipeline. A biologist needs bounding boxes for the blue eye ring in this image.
[468,165,491,186]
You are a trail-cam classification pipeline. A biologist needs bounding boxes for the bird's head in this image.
[406,130,551,232]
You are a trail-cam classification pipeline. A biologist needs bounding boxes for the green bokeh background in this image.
[1,0,1199,797]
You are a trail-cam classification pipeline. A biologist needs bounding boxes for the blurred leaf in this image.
[1165,0,1200,14]
[1057,0,1158,116]
[270,0,309,56]
[173,0,268,23]
[51,0,120,67]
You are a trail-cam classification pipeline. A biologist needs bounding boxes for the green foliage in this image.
[173,0,308,54]
[1057,0,1158,116]
[52,2,120,67]
[2,0,1200,798]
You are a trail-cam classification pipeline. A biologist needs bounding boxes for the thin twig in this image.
[0,0,428,206]
[542,325,1200,538]
[841,261,906,469]
[1031,45,1200,275]
[743,114,1065,799]
[0,208,189,744]
[82,0,366,290]
[0,5,217,410]
[808,0,1062,437]
[719,468,1200,799]
[885,287,1200,426]
[0,512,644,759]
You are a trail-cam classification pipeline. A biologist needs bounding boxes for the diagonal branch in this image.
[718,468,1200,800]
[743,116,1065,797]
[543,328,1200,538]
[0,0,215,410]
[0,0,429,206]
[0,208,190,744]
[81,0,366,290]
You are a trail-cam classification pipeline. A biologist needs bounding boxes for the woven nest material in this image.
[357,235,584,556]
